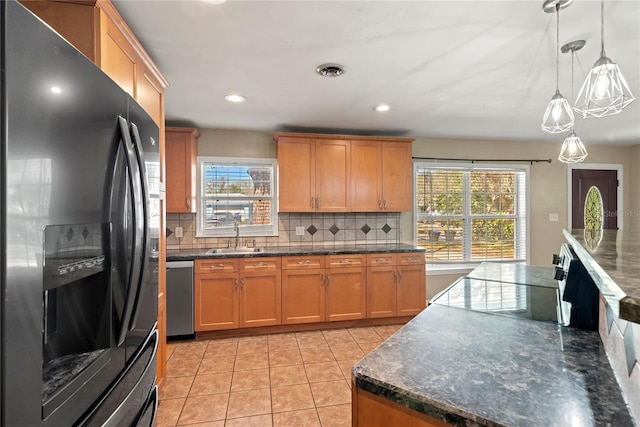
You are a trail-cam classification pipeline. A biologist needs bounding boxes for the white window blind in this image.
[196,157,277,237]
[414,163,528,266]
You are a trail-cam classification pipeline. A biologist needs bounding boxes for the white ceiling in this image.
[113,0,640,145]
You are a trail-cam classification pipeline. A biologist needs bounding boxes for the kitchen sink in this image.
[205,247,265,255]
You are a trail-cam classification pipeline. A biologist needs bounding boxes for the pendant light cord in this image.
[552,3,556,91]
[601,0,605,54]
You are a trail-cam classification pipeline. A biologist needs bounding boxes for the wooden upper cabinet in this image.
[166,127,200,213]
[277,136,350,213]
[315,139,350,212]
[20,0,168,126]
[352,140,412,212]
[277,137,315,212]
[381,142,413,211]
[276,133,412,213]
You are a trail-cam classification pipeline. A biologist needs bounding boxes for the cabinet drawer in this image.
[283,255,325,270]
[327,254,364,269]
[196,259,238,273]
[241,257,281,272]
[398,253,425,266]
[367,254,396,267]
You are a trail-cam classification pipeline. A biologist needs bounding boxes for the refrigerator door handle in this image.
[116,115,145,346]
[127,121,150,331]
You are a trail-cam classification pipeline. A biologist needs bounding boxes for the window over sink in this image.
[414,162,528,271]
[196,157,277,237]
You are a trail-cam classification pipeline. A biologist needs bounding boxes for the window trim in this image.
[196,156,278,237]
[413,161,530,272]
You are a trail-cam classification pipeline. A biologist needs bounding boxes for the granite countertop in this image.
[466,262,557,288]
[564,229,640,323]
[353,303,633,427]
[166,243,424,261]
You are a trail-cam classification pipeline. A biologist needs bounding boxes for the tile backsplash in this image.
[166,212,400,250]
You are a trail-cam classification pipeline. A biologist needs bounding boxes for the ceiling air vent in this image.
[316,63,346,77]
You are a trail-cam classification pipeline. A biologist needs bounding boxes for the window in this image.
[414,163,528,269]
[197,157,277,237]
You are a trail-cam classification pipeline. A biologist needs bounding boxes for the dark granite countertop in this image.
[166,243,424,261]
[564,229,640,323]
[466,262,557,288]
[353,304,633,427]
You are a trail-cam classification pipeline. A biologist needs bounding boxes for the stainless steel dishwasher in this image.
[166,261,195,339]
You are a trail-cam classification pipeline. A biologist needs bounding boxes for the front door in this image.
[571,169,618,229]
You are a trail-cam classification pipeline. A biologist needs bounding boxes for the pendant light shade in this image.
[573,0,635,118]
[573,55,635,118]
[542,90,575,133]
[558,131,588,163]
[541,1,574,134]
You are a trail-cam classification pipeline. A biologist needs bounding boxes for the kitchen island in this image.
[352,263,634,427]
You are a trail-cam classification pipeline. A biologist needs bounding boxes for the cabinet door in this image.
[240,258,281,328]
[326,267,366,321]
[99,11,137,98]
[351,140,382,212]
[277,137,315,212]
[366,266,396,318]
[137,62,164,126]
[315,139,350,212]
[281,269,325,324]
[166,128,198,213]
[396,264,426,316]
[194,272,239,331]
[381,142,412,211]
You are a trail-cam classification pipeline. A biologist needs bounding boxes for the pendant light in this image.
[573,0,635,118]
[541,0,575,134]
[559,41,588,163]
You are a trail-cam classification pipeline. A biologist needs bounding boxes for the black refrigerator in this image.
[1,1,160,425]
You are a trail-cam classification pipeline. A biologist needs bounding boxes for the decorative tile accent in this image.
[307,225,318,236]
[329,224,340,235]
[361,224,371,235]
[66,227,74,242]
[625,326,637,375]
[82,227,89,240]
[607,304,615,332]
[167,227,174,238]
[382,224,392,234]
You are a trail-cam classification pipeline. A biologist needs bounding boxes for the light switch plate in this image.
[295,226,305,236]
[175,226,183,238]
[548,213,559,222]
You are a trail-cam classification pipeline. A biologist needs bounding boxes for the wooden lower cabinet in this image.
[282,255,366,324]
[326,255,366,322]
[367,253,426,318]
[239,258,281,328]
[195,258,282,331]
[353,386,452,427]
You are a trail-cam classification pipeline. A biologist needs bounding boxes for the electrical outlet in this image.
[295,226,305,236]
[548,213,559,222]
[175,226,183,238]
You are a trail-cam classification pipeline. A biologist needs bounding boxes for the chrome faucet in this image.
[234,220,240,248]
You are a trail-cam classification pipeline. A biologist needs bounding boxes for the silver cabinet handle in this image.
[397,269,402,282]
[234,278,239,290]
[407,256,418,262]
[339,259,352,264]
[383,198,387,209]
[325,273,330,286]
[297,260,311,265]
[240,278,245,289]
[392,270,397,283]
[186,198,190,208]
[375,257,389,263]
[316,198,320,209]
[320,273,325,285]
[209,264,225,270]
[311,197,315,209]
[378,197,382,209]
[254,262,268,268]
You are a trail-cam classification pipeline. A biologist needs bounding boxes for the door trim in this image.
[567,163,623,230]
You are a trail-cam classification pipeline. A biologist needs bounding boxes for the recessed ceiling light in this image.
[316,63,346,78]
[50,86,62,94]
[224,94,246,103]
[374,104,390,112]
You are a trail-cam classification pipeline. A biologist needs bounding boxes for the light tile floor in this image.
[157,324,403,426]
